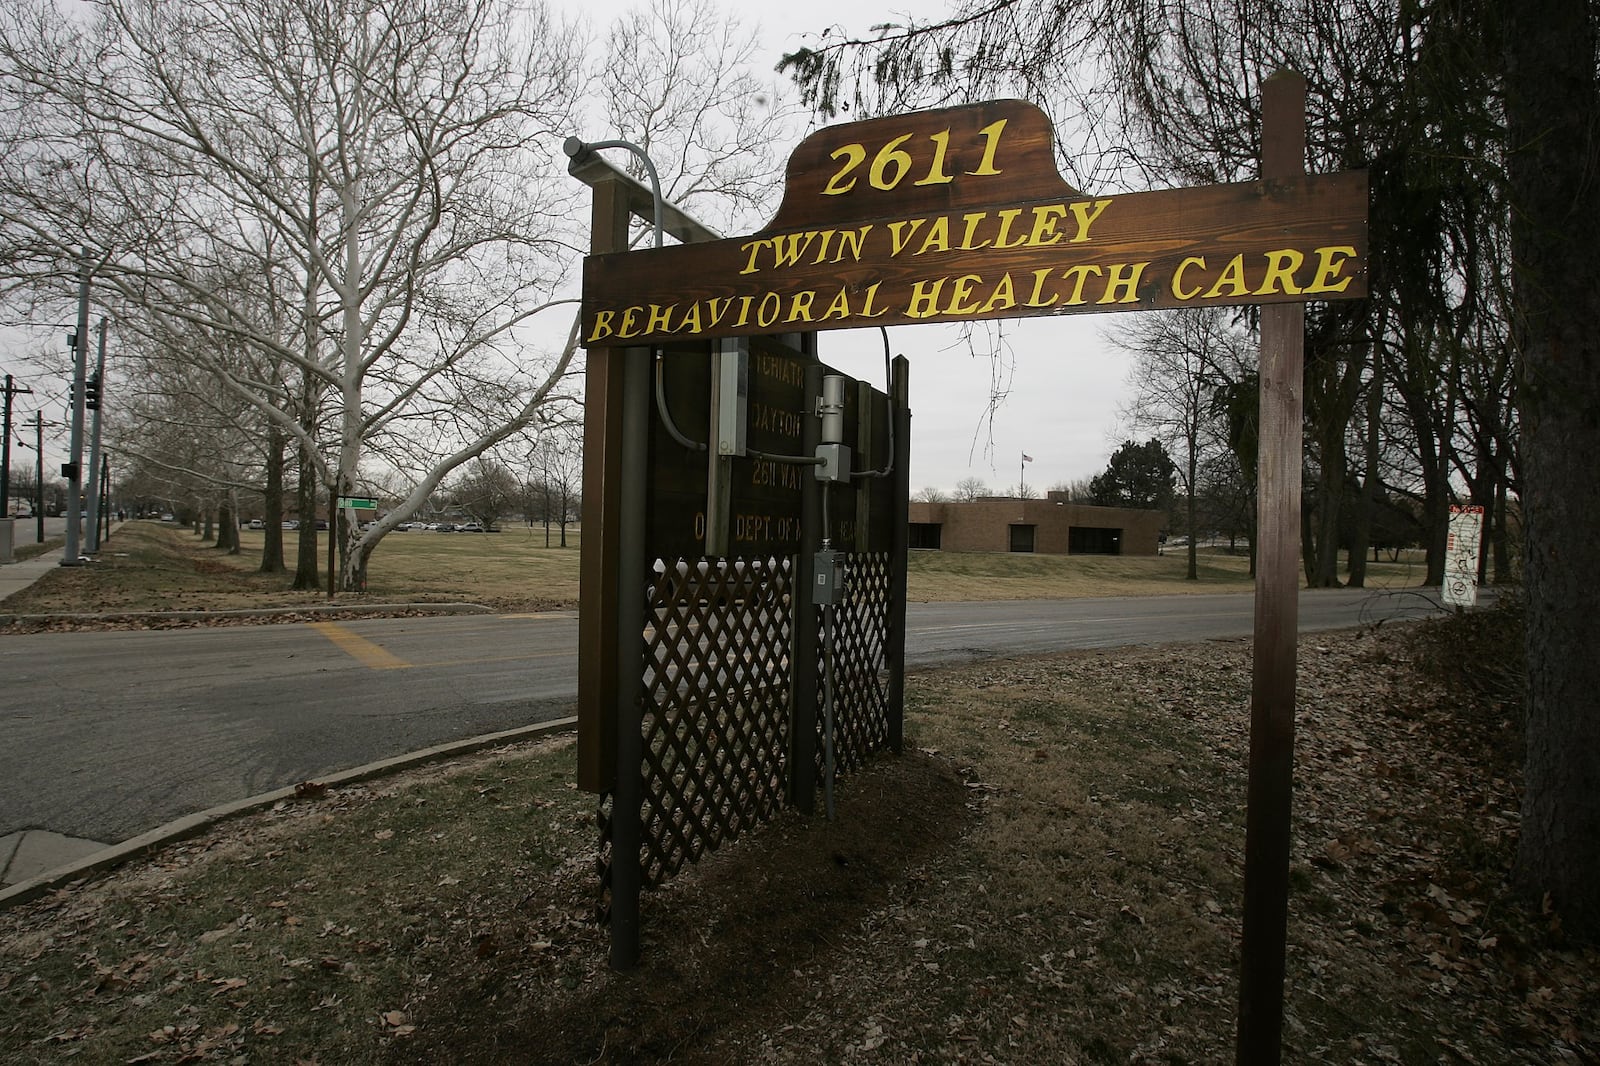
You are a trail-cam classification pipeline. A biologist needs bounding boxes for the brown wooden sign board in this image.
[580,99,1367,347]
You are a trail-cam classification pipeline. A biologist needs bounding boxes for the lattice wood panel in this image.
[817,551,893,774]
[599,556,794,903]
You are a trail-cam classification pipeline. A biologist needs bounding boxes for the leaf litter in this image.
[1,621,1595,1063]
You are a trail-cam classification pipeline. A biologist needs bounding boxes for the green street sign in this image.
[337,497,378,510]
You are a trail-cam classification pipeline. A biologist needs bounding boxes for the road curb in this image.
[0,601,495,627]
[0,716,578,911]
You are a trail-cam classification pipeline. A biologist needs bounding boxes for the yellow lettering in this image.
[1099,262,1147,304]
[1060,265,1102,305]
[834,225,872,262]
[788,290,817,322]
[916,216,951,255]
[646,304,675,334]
[757,292,782,327]
[770,231,819,267]
[959,213,992,251]
[1305,245,1358,294]
[980,272,1017,314]
[677,302,702,333]
[888,218,928,256]
[586,310,616,342]
[993,208,1029,249]
[1026,205,1068,247]
[946,274,984,316]
[618,306,642,338]
[860,281,889,318]
[1256,248,1304,295]
[739,238,768,275]
[1025,268,1059,308]
[906,277,947,319]
[706,297,734,328]
[1069,199,1112,242]
[1203,254,1250,299]
[1171,256,1206,300]
[733,295,756,327]
[821,287,853,321]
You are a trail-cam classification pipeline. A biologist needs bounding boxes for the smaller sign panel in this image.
[1442,505,1484,607]
[338,497,378,510]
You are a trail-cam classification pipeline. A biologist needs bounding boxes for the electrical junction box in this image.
[814,443,851,483]
[813,549,846,605]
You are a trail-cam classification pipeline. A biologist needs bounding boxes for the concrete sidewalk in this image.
[0,553,62,604]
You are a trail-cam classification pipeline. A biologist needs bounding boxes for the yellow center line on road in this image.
[308,621,412,670]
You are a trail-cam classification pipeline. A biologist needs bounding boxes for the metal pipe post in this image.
[62,253,90,566]
[85,319,107,551]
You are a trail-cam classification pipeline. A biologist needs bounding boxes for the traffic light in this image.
[85,374,100,411]
[66,379,75,408]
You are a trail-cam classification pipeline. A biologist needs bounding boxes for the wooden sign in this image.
[580,100,1368,347]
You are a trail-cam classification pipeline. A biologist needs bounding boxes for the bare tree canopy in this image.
[1,0,796,589]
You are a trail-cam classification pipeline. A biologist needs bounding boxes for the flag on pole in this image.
[1021,453,1034,462]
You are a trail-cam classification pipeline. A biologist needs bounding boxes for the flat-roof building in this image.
[908,491,1165,555]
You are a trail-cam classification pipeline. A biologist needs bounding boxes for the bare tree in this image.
[447,458,519,531]
[1113,308,1252,580]
[953,476,990,501]
[1,0,586,591]
[912,486,948,502]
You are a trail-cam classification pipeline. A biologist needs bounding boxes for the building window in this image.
[1009,524,1036,553]
[909,522,942,550]
[1069,526,1123,555]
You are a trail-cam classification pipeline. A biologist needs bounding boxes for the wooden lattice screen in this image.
[817,551,893,776]
[597,549,897,921]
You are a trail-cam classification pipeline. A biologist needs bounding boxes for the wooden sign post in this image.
[574,81,1364,1051]
[1237,69,1308,1066]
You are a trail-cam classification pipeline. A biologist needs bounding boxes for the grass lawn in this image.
[3,607,1590,1063]
[2,520,1429,619]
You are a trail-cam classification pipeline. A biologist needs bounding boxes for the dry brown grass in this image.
[5,521,1428,623]
[3,623,1592,1064]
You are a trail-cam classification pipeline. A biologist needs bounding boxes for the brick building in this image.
[907,491,1165,555]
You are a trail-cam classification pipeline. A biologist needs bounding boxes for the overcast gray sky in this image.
[564,0,1138,496]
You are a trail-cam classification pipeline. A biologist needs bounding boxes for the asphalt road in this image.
[2,515,66,549]
[0,586,1447,844]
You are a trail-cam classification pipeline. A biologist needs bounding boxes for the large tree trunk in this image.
[1507,0,1600,940]
[291,439,320,591]
[260,426,285,574]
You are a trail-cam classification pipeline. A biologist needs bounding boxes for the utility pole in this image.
[3,373,35,516]
[63,251,91,566]
[99,455,110,540]
[34,412,45,543]
[85,318,108,551]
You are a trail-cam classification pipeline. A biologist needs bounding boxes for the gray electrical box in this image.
[813,549,846,605]
[814,442,851,483]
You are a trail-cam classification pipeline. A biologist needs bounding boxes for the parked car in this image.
[247,519,264,530]
[458,522,484,533]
